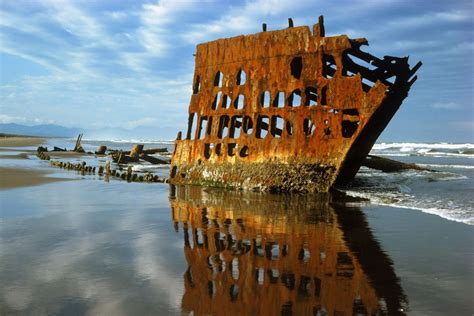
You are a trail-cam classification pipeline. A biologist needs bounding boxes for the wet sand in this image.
[0,167,71,190]
[0,136,46,147]
[47,151,91,159]
[0,182,472,315]
[0,137,72,190]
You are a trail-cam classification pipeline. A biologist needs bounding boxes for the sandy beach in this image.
[0,137,72,190]
[0,136,45,148]
[0,167,72,190]
[0,138,472,315]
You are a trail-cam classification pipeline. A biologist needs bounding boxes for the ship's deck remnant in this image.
[170,16,421,192]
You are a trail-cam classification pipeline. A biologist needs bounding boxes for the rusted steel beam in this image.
[170,16,421,192]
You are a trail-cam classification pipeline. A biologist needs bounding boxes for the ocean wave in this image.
[342,162,473,225]
[82,138,175,145]
[373,142,474,150]
[372,143,474,158]
[356,167,468,182]
[131,164,170,172]
[343,189,473,225]
[418,163,474,170]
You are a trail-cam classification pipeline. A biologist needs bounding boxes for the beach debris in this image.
[36,151,50,160]
[362,155,435,173]
[47,157,168,184]
[95,145,107,155]
[139,154,168,164]
[49,160,95,174]
[73,134,85,153]
[105,160,111,175]
[110,144,170,165]
[130,144,144,159]
[169,16,421,192]
[53,146,67,152]
[36,146,50,160]
[41,138,170,183]
[127,165,133,181]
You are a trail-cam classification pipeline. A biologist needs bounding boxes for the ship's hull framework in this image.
[170,17,421,192]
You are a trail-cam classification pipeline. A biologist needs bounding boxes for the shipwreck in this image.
[170,16,421,192]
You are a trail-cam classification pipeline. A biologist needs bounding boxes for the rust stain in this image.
[170,16,421,192]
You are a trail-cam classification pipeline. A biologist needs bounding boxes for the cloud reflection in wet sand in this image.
[0,181,406,315]
[0,182,185,315]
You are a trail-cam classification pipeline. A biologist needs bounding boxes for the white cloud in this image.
[386,10,471,29]
[181,0,313,43]
[126,117,157,128]
[0,114,56,125]
[105,11,129,21]
[431,102,461,110]
[136,0,199,56]
[0,0,472,141]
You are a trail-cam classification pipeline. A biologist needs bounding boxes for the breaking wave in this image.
[340,166,473,225]
[372,143,474,158]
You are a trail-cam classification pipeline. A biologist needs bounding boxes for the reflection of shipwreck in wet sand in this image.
[170,186,407,315]
[170,16,421,192]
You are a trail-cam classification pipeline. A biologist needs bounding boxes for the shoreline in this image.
[0,137,73,190]
[0,167,72,190]
[0,136,46,147]
[1,136,472,226]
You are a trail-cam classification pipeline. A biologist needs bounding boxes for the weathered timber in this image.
[73,134,84,152]
[143,148,168,154]
[139,153,168,165]
[53,146,67,152]
[130,144,144,158]
[170,16,421,192]
[109,147,167,155]
[110,145,168,164]
[95,145,107,155]
[105,160,111,175]
[362,155,434,173]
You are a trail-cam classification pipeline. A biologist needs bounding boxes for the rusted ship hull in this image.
[170,16,421,192]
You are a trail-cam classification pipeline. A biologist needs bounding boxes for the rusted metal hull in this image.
[170,16,421,192]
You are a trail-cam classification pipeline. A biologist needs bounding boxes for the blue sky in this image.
[0,0,472,141]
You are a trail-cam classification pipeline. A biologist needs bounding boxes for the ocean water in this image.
[44,139,474,225]
[338,143,474,225]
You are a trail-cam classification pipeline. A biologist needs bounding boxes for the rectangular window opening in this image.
[187,113,197,140]
[197,116,208,139]
[305,87,318,106]
[243,116,254,135]
[271,116,284,138]
[230,116,243,139]
[217,115,230,139]
[256,116,269,139]
[273,91,285,108]
[261,91,270,108]
[323,54,336,79]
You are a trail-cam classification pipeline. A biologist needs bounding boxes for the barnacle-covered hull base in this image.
[170,16,421,192]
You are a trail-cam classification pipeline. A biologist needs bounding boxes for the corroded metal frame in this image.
[170,16,421,192]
